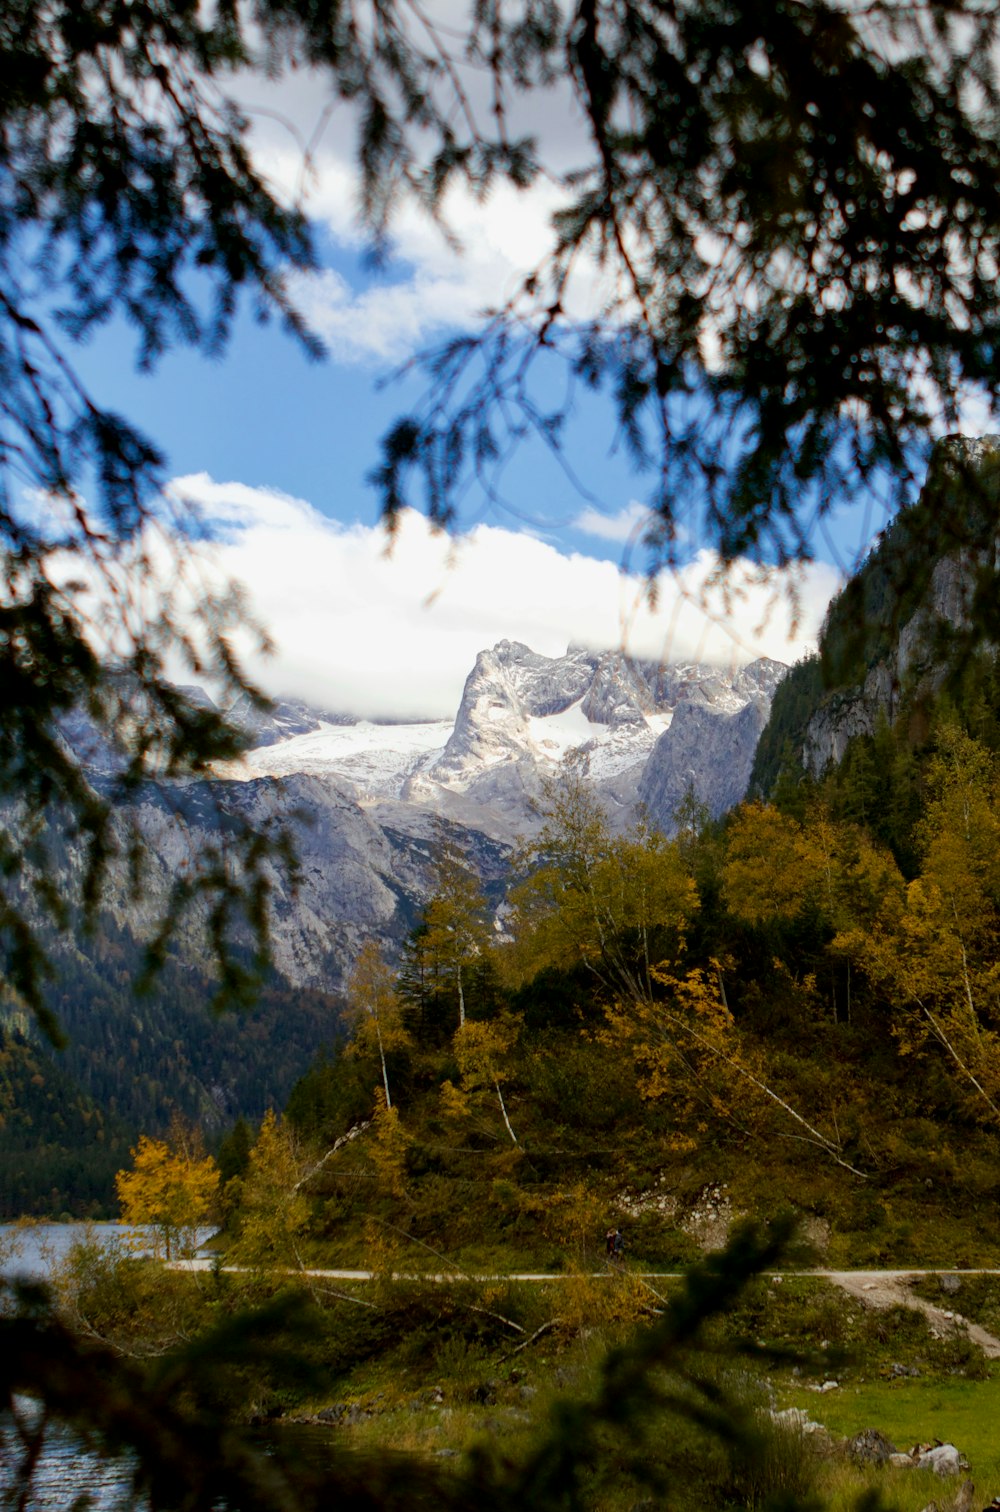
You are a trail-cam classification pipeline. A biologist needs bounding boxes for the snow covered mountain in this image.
[214,640,786,841]
[50,641,784,997]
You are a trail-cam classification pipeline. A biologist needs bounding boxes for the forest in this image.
[34,657,1000,1512]
[258,662,1000,1277]
[93,613,1000,1275]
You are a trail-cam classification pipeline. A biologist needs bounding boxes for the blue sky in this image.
[66,80,884,717]
[74,237,681,564]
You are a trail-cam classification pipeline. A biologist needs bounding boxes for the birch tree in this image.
[346,942,412,1109]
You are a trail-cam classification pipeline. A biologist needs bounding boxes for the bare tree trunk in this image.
[495,1080,517,1144]
[918,998,1000,1119]
[659,1007,867,1178]
[374,1014,392,1109]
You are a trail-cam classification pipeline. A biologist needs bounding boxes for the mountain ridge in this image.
[215,640,787,843]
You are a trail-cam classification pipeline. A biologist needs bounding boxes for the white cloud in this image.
[573,501,656,545]
[279,165,572,363]
[239,67,599,365]
[168,473,839,719]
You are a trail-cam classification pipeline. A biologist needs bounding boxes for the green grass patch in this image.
[783,1375,1000,1495]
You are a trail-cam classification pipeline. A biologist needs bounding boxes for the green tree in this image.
[421,841,492,1030]
[372,6,1000,579]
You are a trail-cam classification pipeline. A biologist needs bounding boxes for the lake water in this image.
[1,1222,212,1509]
[0,1221,216,1280]
[0,1407,142,1512]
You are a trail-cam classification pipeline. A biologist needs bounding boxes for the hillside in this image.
[274,742,1000,1277]
[752,433,1000,796]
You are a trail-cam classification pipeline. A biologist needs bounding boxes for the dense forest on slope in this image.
[0,1024,133,1217]
[228,678,1000,1278]
[0,928,339,1216]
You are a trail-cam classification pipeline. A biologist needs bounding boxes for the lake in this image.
[1,1222,213,1509]
[0,1221,216,1280]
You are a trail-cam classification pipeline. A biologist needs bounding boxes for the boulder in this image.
[848,1428,897,1466]
[918,1445,966,1477]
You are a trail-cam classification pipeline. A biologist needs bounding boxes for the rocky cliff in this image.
[752,434,1000,789]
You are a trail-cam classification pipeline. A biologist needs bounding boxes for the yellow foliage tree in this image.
[229,1109,312,1274]
[724,800,904,1022]
[346,941,412,1108]
[421,840,492,1028]
[368,1090,410,1200]
[507,773,697,1001]
[606,964,864,1174]
[452,1015,522,1144]
[837,727,1000,1120]
[115,1134,219,1261]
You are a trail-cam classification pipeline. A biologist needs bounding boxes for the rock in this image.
[940,1275,962,1296]
[801,436,1000,778]
[918,1445,966,1477]
[771,1407,823,1435]
[889,1362,921,1378]
[953,1480,975,1512]
[848,1429,898,1466]
[637,684,775,831]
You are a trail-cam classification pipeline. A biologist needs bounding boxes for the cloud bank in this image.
[169,474,840,719]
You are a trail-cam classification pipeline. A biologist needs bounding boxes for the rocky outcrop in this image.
[416,642,785,833]
[226,693,354,748]
[68,641,785,994]
[800,435,1000,778]
[638,679,774,828]
[106,772,509,994]
[580,652,654,726]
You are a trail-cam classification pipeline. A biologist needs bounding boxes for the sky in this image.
[69,52,884,719]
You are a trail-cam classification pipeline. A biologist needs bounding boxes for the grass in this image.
[54,1224,1000,1509]
[780,1375,1000,1503]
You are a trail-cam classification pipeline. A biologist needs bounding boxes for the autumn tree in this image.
[114,1132,219,1261]
[508,773,697,1002]
[446,1015,523,1144]
[722,800,904,1021]
[346,941,412,1109]
[229,1109,312,1274]
[421,840,493,1030]
[606,964,865,1175]
[838,727,1000,1118]
[367,1090,411,1202]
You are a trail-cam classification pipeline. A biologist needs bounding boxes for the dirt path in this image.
[172,1258,1000,1354]
[817,1270,1000,1359]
